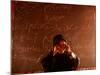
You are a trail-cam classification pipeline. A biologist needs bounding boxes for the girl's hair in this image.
[53,34,66,46]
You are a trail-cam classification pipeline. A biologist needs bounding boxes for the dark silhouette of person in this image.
[41,34,80,72]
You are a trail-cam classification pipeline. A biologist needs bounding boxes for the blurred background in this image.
[11,1,96,73]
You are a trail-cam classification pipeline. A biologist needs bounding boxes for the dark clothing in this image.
[41,51,80,72]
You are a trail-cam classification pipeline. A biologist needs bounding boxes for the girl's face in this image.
[55,41,68,52]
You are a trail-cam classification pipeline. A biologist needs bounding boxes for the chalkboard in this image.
[12,1,96,73]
